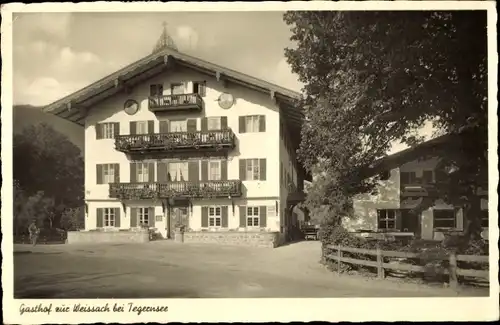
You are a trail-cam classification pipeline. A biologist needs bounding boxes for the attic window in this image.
[193,81,206,97]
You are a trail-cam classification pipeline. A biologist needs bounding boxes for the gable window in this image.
[193,81,206,97]
[247,207,260,227]
[171,83,185,95]
[136,163,150,183]
[433,209,456,229]
[209,206,222,227]
[377,209,397,230]
[104,208,116,227]
[150,84,164,97]
[207,117,221,131]
[400,171,417,185]
[246,159,260,181]
[208,161,221,181]
[138,207,150,226]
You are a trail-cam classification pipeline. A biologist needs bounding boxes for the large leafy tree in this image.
[283,11,488,238]
[13,123,84,228]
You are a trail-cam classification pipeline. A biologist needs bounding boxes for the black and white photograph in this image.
[1,1,498,323]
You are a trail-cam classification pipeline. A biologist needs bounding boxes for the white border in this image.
[1,1,499,323]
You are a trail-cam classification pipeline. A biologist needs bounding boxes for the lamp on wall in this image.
[228,195,235,215]
[121,201,126,216]
[85,203,89,216]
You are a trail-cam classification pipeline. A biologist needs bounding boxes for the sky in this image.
[12,11,302,106]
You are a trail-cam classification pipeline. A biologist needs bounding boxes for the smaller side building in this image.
[347,135,488,241]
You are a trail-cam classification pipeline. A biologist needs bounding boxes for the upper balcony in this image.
[109,180,243,200]
[114,129,236,155]
[148,93,203,113]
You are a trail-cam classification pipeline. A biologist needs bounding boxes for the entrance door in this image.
[401,209,421,237]
[169,207,189,238]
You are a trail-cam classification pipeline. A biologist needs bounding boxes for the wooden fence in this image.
[325,245,489,288]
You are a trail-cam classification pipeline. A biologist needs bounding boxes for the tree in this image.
[13,123,84,210]
[283,11,487,238]
[60,207,85,231]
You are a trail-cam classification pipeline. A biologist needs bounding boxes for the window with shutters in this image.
[168,162,188,181]
[247,207,260,227]
[377,209,397,230]
[245,159,261,181]
[102,164,115,184]
[136,121,148,134]
[208,161,221,181]
[104,208,116,227]
[207,117,221,130]
[136,163,150,183]
[400,171,417,184]
[208,206,222,227]
[433,209,456,229]
[481,210,489,228]
[138,207,150,226]
[244,115,261,133]
[101,123,115,139]
[170,120,187,132]
[193,81,206,97]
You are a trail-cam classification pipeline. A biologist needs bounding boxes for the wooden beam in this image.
[216,71,227,88]
[270,90,277,104]
[114,78,120,88]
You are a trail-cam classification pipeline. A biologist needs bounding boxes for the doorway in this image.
[169,206,189,239]
[400,209,421,237]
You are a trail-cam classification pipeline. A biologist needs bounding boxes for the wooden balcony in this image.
[114,129,236,155]
[148,93,203,113]
[109,180,243,200]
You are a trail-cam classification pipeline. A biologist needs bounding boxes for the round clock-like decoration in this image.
[217,92,235,109]
[124,99,139,115]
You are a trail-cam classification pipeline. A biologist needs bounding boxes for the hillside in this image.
[13,105,84,152]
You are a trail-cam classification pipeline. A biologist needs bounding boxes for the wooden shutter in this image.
[201,207,209,227]
[148,120,155,134]
[188,160,200,181]
[130,208,138,227]
[221,160,228,181]
[239,116,246,133]
[221,116,228,130]
[201,118,208,132]
[150,85,157,96]
[96,164,103,184]
[113,123,120,138]
[159,120,169,133]
[187,119,197,132]
[201,161,208,181]
[221,206,229,228]
[157,162,168,182]
[130,163,137,183]
[149,207,155,227]
[114,164,120,183]
[239,206,247,227]
[259,115,266,132]
[148,162,155,182]
[239,159,246,181]
[130,121,137,135]
[259,206,267,228]
[400,172,410,184]
[95,124,103,139]
[96,208,103,228]
[115,208,121,228]
[259,159,267,181]
[394,210,402,231]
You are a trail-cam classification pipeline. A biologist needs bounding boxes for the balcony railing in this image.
[149,93,203,112]
[109,180,242,200]
[115,129,236,154]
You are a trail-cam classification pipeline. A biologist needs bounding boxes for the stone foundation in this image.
[183,231,281,248]
[67,230,150,244]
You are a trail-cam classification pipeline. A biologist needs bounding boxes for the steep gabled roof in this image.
[41,48,303,137]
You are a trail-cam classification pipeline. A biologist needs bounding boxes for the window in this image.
[168,162,188,181]
[150,84,164,96]
[209,206,222,227]
[104,208,116,227]
[208,161,221,181]
[480,210,489,228]
[171,83,185,95]
[138,207,150,226]
[377,209,397,230]
[102,164,115,184]
[193,81,206,97]
[170,120,187,132]
[136,121,148,135]
[400,171,417,184]
[136,163,150,183]
[102,123,115,139]
[247,207,260,227]
[433,209,456,229]
[245,115,260,133]
[246,159,260,181]
[207,117,221,131]
[422,170,434,183]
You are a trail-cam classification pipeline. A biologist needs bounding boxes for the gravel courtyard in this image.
[14,241,488,298]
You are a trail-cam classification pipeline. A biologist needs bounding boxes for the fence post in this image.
[376,246,385,279]
[448,251,458,289]
[336,245,342,276]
